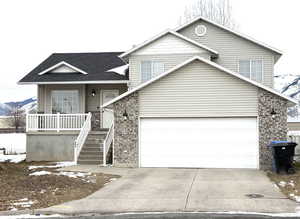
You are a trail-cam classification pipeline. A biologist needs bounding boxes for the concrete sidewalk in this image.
[39,166,299,214]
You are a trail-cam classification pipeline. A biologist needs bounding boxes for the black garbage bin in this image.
[268,141,297,174]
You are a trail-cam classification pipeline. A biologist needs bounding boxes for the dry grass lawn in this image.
[267,163,300,202]
[0,162,119,211]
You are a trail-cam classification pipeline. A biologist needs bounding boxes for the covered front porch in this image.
[26,83,127,164]
[29,83,127,131]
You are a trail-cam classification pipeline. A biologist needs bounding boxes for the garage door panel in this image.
[140,118,258,168]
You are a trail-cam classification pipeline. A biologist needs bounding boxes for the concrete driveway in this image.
[40,167,299,214]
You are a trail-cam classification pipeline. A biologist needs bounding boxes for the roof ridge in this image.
[52,52,124,55]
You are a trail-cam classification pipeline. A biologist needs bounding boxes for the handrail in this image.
[26,113,89,132]
[74,112,92,164]
[103,123,114,166]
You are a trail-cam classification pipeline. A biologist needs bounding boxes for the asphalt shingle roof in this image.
[19,52,128,83]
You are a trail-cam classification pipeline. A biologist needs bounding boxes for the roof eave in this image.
[119,30,218,58]
[18,80,130,85]
[102,56,296,108]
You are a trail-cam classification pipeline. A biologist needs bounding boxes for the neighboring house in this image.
[19,16,297,170]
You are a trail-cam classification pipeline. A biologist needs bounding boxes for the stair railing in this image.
[103,123,114,166]
[74,112,92,164]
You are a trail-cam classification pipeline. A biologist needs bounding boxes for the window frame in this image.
[238,59,264,83]
[51,89,80,114]
[140,61,165,83]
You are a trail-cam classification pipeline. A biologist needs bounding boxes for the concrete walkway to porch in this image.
[38,165,299,215]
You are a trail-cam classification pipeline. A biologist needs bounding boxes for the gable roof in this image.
[102,56,296,108]
[18,52,129,84]
[38,61,88,75]
[174,16,283,55]
[119,30,218,58]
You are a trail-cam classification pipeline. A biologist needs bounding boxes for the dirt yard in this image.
[0,162,119,211]
[267,163,300,202]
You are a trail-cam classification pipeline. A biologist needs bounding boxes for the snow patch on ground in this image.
[56,171,91,178]
[29,171,52,176]
[279,181,287,187]
[29,170,94,182]
[28,161,75,170]
[289,193,300,202]
[9,198,35,209]
[0,154,26,163]
[288,180,295,187]
[0,133,26,154]
[13,200,34,208]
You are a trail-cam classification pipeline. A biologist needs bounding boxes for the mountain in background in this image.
[274,74,300,121]
[0,74,299,117]
[0,97,37,116]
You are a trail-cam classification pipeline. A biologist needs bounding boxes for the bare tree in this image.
[9,105,25,132]
[179,0,237,30]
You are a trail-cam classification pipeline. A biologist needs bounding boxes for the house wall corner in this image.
[258,88,288,170]
[113,92,139,167]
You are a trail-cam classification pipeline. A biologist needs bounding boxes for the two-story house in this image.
[19,16,296,170]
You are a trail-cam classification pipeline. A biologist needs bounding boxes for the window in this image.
[141,61,164,82]
[51,90,79,114]
[238,60,263,82]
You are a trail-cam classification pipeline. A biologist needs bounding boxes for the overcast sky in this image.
[0,0,299,102]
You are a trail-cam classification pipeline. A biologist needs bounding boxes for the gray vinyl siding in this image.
[288,122,300,131]
[139,60,258,117]
[37,85,45,112]
[178,20,275,88]
[129,53,210,88]
[86,84,127,112]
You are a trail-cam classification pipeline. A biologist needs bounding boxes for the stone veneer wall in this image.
[258,88,288,170]
[113,92,139,167]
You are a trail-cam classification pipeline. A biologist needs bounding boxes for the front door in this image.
[102,90,119,128]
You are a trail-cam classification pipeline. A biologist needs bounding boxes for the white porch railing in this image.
[74,112,92,163]
[26,113,89,132]
[103,123,114,166]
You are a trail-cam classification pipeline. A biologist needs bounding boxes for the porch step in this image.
[78,154,102,160]
[76,131,107,165]
[84,143,103,147]
[80,151,102,156]
[77,159,103,165]
[81,147,103,152]
[85,139,104,144]
[89,131,108,136]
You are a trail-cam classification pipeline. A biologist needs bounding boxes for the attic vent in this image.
[195,25,207,37]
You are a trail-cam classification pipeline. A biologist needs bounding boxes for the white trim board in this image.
[102,56,296,108]
[38,61,88,75]
[174,15,282,55]
[106,64,129,76]
[18,80,129,85]
[119,29,218,58]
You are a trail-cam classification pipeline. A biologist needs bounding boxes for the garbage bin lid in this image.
[268,141,297,147]
[270,141,289,144]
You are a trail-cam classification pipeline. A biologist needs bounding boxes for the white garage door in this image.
[140,118,258,168]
